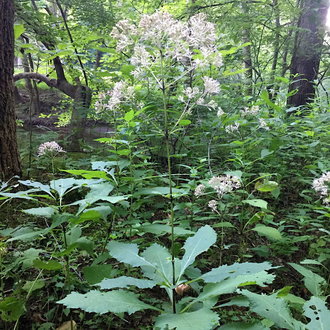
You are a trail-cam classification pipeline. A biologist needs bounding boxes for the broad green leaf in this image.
[107,241,155,268]
[139,224,194,236]
[23,207,57,218]
[98,276,157,290]
[213,222,235,228]
[255,181,278,192]
[303,296,330,330]
[141,243,172,284]
[22,279,45,292]
[33,259,62,270]
[14,24,25,39]
[240,290,305,330]
[7,228,49,242]
[260,149,273,159]
[260,90,281,112]
[219,321,269,329]
[0,296,25,321]
[243,199,268,209]
[50,178,97,199]
[19,180,52,195]
[202,262,274,283]
[252,225,283,241]
[177,225,217,281]
[124,110,135,122]
[135,186,188,197]
[197,271,275,302]
[179,119,191,126]
[58,290,159,314]
[83,265,118,285]
[63,169,110,180]
[289,263,326,297]
[155,308,219,330]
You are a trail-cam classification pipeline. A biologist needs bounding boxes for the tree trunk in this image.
[0,0,22,180]
[287,0,329,107]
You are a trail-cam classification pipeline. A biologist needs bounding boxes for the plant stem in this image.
[160,53,176,314]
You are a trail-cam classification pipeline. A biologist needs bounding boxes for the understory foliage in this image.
[1,5,330,330]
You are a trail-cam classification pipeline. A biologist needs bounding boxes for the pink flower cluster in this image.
[313,172,330,205]
[37,141,66,157]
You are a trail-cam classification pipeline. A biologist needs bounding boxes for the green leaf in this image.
[288,263,326,297]
[98,276,157,290]
[58,290,159,314]
[155,308,219,330]
[0,296,25,321]
[14,24,25,39]
[139,224,194,236]
[260,90,281,112]
[255,181,278,192]
[303,296,330,330]
[178,119,191,126]
[240,290,305,330]
[141,243,172,284]
[243,199,268,209]
[107,241,155,268]
[33,259,62,270]
[63,169,110,180]
[219,321,269,329]
[252,225,283,241]
[201,262,274,283]
[22,279,45,292]
[83,265,118,285]
[177,225,217,281]
[260,149,273,159]
[23,207,56,218]
[124,110,135,122]
[7,228,49,242]
[197,271,275,302]
[135,186,188,197]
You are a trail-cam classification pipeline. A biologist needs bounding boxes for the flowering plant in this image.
[37,141,66,157]
[37,141,66,174]
[313,171,330,205]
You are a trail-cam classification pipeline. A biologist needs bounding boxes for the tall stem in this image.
[160,53,176,314]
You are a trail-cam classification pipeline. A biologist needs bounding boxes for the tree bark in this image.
[287,0,329,107]
[0,0,22,180]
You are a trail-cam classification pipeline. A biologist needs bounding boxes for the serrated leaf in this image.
[141,243,172,284]
[202,262,274,283]
[252,225,283,241]
[58,290,158,314]
[303,296,330,330]
[155,308,219,330]
[197,271,275,302]
[219,321,269,329]
[177,225,217,282]
[33,259,62,270]
[23,207,56,218]
[98,276,157,289]
[139,224,194,236]
[243,199,268,209]
[240,290,305,330]
[83,265,118,285]
[289,263,326,297]
[107,241,155,268]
